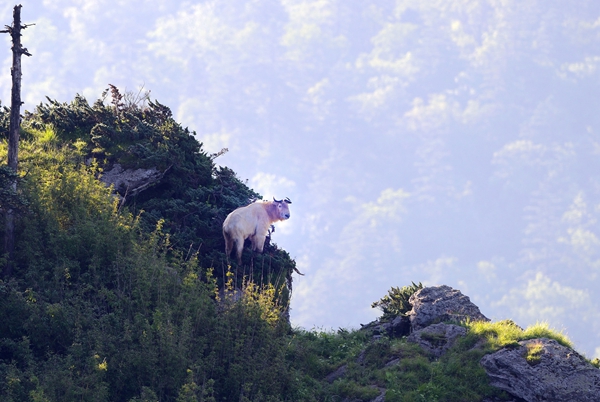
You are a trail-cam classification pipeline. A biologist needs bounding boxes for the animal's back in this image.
[223,202,267,237]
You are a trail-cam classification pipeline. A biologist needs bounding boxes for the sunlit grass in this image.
[465,319,522,351]
[464,319,573,352]
[525,341,544,366]
[522,322,573,348]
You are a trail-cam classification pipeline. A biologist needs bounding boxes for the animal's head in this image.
[273,197,292,220]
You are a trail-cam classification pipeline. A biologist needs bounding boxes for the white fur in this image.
[223,200,291,264]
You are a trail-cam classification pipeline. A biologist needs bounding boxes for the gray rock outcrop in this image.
[99,163,165,198]
[361,315,411,339]
[325,364,347,384]
[357,284,599,401]
[480,338,600,402]
[408,285,489,331]
[407,323,467,357]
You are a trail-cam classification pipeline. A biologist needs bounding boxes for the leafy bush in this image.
[329,380,380,401]
[371,282,423,321]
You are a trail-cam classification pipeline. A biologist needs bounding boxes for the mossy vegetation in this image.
[0,93,591,401]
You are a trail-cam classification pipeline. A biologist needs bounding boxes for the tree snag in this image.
[1,4,33,278]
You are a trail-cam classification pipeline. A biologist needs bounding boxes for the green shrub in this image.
[371,282,423,321]
[329,379,380,401]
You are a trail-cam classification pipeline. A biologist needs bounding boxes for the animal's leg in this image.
[255,235,266,253]
[250,234,266,254]
[224,233,234,261]
[234,238,244,264]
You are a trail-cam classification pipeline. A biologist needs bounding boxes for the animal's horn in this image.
[273,197,282,203]
[284,197,292,204]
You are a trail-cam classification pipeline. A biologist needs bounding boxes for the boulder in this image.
[388,314,411,337]
[368,387,386,402]
[407,323,467,357]
[99,163,165,198]
[325,364,347,383]
[360,315,411,340]
[480,338,600,402]
[407,285,489,331]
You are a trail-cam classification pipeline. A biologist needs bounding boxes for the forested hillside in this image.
[0,92,299,401]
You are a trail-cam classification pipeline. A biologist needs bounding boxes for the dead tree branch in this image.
[2,4,33,278]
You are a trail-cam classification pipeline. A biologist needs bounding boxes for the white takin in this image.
[222,197,292,264]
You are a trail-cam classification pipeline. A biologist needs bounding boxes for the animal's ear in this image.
[284,197,292,204]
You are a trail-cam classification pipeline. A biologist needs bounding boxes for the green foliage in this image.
[287,328,368,377]
[329,380,380,401]
[371,282,423,321]
[0,165,28,214]
[522,322,573,348]
[285,328,504,402]
[0,101,9,138]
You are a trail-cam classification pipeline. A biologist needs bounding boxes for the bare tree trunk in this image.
[2,5,32,278]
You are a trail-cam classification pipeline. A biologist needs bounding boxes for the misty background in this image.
[2,0,599,359]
